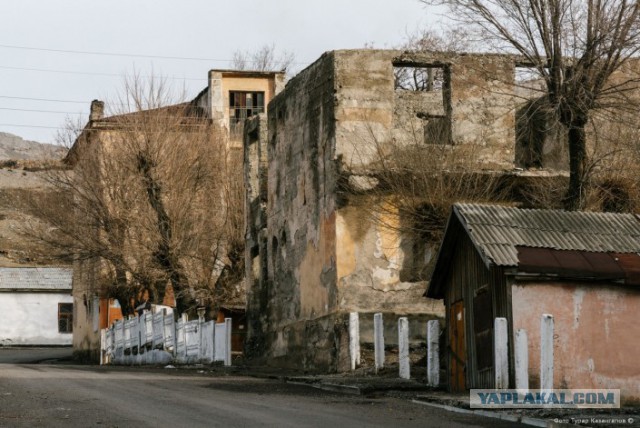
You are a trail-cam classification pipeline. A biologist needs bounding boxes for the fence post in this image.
[427,320,440,387]
[124,315,133,364]
[162,309,175,354]
[398,317,410,379]
[540,314,554,391]
[198,307,205,362]
[135,314,142,365]
[224,317,232,366]
[349,312,360,371]
[374,313,384,371]
[114,319,124,364]
[100,329,106,366]
[494,317,509,389]
[515,328,529,391]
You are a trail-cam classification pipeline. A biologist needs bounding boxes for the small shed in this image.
[0,267,73,346]
[427,204,640,401]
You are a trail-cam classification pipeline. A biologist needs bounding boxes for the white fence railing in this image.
[100,309,232,366]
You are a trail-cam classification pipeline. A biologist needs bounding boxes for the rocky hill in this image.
[0,132,67,161]
[0,132,68,267]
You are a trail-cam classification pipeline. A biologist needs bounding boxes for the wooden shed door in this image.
[449,300,466,392]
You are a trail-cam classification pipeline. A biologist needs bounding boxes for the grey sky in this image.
[0,0,440,144]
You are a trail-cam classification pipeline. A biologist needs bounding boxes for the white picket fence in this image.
[100,309,232,366]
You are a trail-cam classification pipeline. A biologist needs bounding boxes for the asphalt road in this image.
[0,349,521,428]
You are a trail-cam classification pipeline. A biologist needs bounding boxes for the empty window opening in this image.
[394,65,444,92]
[58,303,73,333]
[229,91,265,138]
[393,62,452,145]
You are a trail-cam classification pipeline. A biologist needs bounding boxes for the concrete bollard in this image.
[224,318,232,366]
[398,317,410,379]
[515,329,529,391]
[540,314,554,390]
[349,312,360,371]
[494,317,509,389]
[374,313,384,371]
[427,320,440,387]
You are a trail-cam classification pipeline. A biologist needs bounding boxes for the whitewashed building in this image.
[0,268,73,346]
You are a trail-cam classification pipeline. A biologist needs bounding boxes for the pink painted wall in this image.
[512,281,640,403]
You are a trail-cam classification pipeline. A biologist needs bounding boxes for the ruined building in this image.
[67,69,284,361]
[243,49,548,371]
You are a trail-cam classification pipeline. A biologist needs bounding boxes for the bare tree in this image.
[19,77,244,316]
[422,0,640,210]
[231,43,295,72]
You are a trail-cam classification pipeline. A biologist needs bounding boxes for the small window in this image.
[229,91,265,138]
[58,303,73,333]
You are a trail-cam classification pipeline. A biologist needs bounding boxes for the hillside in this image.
[0,132,69,267]
[0,132,67,161]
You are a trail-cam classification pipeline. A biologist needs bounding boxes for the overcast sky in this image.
[0,0,442,144]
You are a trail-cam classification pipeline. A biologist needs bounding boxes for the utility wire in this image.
[0,95,88,104]
[0,123,66,130]
[0,65,205,81]
[0,107,84,114]
[0,43,309,66]
[0,43,229,62]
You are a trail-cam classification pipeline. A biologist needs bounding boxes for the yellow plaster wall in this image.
[222,77,275,115]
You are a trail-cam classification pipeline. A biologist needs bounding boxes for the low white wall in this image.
[0,292,73,345]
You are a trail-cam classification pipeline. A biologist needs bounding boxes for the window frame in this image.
[58,302,73,334]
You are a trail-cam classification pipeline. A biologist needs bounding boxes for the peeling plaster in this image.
[573,288,585,330]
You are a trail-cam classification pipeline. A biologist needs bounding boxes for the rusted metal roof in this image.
[516,247,640,284]
[0,268,72,291]
[427,203,640,298]
[456,204,640,267]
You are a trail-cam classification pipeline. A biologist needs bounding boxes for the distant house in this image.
[0,267,73,346]
[427,204,640,402]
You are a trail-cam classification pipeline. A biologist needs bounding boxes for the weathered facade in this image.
[68,69,284,361]
[511,281,640,403]
[427,204,640,403]
[244,49,533,371]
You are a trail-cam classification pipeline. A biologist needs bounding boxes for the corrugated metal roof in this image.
[456,204,640,266]
[0,268,72,291]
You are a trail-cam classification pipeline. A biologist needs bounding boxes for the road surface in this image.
[0,350,520,427]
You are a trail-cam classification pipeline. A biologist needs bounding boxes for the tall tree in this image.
[424,0,640,209]
[19,77,244,315]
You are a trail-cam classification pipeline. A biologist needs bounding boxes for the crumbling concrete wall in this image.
[245,49,523,372]
[244,113,270,358]
[335,50,517,171]
[334,197,443,316]
[237,53,348,371]
[446,54,515,166]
